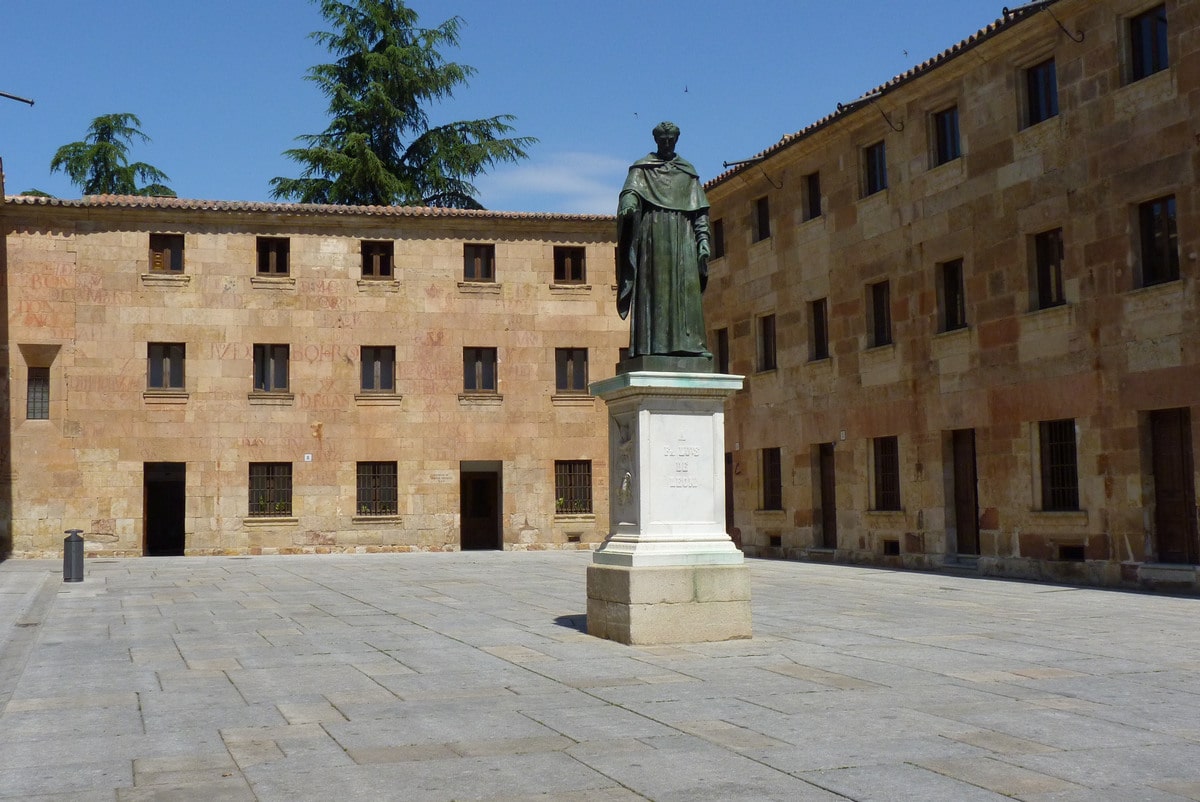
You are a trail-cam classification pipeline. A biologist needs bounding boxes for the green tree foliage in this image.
[271,0,534,208]
[50,113,175,197]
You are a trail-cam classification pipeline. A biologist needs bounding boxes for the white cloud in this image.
[476,151,627,215]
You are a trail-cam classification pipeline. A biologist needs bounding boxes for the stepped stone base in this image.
[586,563,752,644]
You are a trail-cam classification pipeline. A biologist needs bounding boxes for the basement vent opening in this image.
[1058,544,1086,562]
[768,534,782,548]
[883,539,900,556]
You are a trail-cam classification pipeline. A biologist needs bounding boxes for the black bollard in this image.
[63,529,84,583]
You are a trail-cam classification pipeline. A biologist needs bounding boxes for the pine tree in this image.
[271,0,534,208]
[50,113,175,197]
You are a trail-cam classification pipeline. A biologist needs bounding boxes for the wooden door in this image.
[1152,409,1198,564]
[952,430,980,556]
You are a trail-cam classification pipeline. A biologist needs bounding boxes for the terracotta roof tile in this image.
[4,193,615,222]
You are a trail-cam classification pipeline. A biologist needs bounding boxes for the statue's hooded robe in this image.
[617,152,710,358]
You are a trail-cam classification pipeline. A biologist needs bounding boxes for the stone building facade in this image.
[704,0,1200,590]
[1,195,622,557]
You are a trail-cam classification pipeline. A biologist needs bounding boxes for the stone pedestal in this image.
[586,371,751,644]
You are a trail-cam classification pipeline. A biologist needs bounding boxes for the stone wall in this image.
[4,199,623,556]
[704,0,1200,590]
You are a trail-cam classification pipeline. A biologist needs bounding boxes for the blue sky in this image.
[3,1,1008,214]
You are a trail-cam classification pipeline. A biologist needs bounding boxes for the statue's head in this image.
[652,121,680,158]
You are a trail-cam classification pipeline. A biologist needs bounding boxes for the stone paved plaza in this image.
[2,552,1200,801]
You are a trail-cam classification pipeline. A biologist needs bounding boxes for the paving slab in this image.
[3,552,1200,800]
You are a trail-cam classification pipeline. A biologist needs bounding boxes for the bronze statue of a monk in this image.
[617,122,711,360]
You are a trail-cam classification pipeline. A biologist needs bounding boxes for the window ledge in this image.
[248,392,295,406]
[242,516,298,527]
[552,393,593,406]
[251,275,295,289]
[357,278,400,292]
[753,508,787,518]
[865,509,906,518]
[144,390,188,404]
[754,367,778,376]
[355,393,403,406]
[1029,509,1088,527]
[459,393,503,405]
[352,514,402,524]
[140,272,190,287]
[554,513,595,522]
[458,281,501,294]
[549,283,591,293]
[935,325,970,340]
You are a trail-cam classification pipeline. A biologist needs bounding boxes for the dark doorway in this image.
[951,429,980,556]
[817,443,838,548]
[144,462,185,556]
[1151,409,1198,564]
[724,452,735,535]
[460,462,501,550]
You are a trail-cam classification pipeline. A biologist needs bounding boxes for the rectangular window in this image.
[361,240,393,279]
[253,344,289,392]
[933,106,961,165]
[869,281,892,347]
[803,172,821,220]
[360,345,395,393]
[761,447,783,511]
[356,461,398,516]
[873,436,901,511]
[249,462,292,517]
[810,298,829,361]
[148,342,185,389]
[1040,419,1079,511]
[1130,4,1169,81]
[555,347,588,393]
[1140,195,1179,286]
[711,219,726,259]
[553,246,586,284]
[26,366,49,420]
[555,460,593,514]
[864,141,888,196]
[1034,228,1066,309]
[757,313,777,372]
[940,259,967,331]
[463,243,496,282]
[753,196,771,242]
[463,347,497,393]
[1025,58,1058,126]
[149,234,184,273]
[714,327,730,374]
[256,237,290,275]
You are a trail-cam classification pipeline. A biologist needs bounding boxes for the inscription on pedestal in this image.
[649,414,715,523]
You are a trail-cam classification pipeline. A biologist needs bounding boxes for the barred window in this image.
[869,281,892,347]
[873,436,901,511]
[1130,4,1169,81]
[554,460,592,514]
[356,462,398,516]
[1040,419,1079,511]
[933,106,961,165]
[1139,195,1179,286]
[810,298,829,361]
[757,314,777,372]
[864,141,888,196]
[940,259,966,332]
[1025,58,1058,126]
[761,447,783,511]
[249,463,292,517]
[27,367,49,420]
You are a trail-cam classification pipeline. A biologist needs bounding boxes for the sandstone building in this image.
[0,195,622,557]
[704,0,1200,590]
